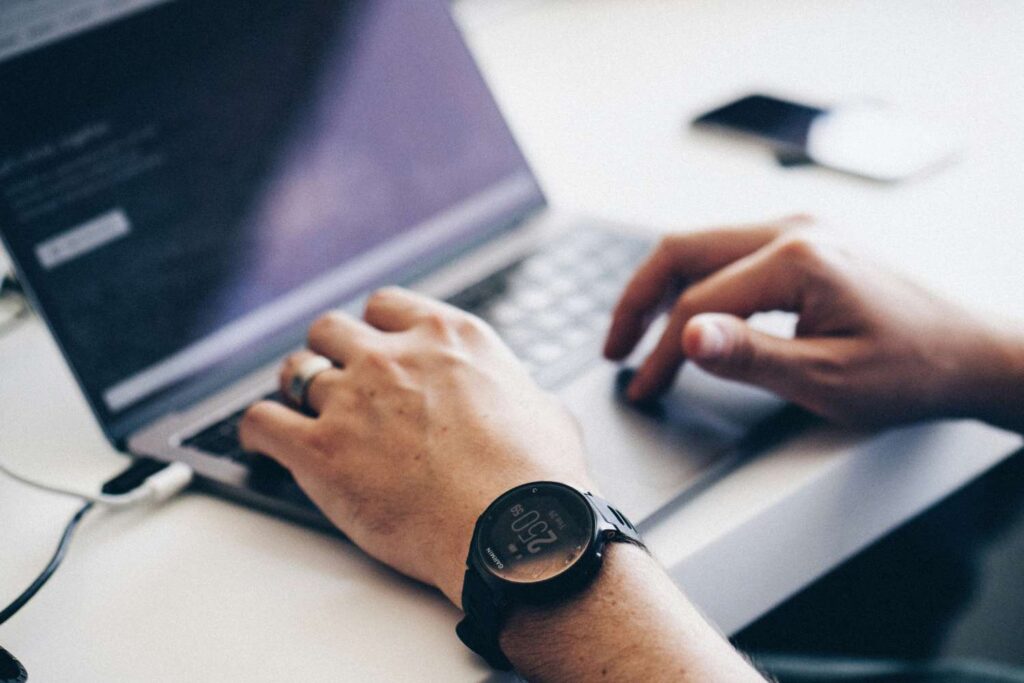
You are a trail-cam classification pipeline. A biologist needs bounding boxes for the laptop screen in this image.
[0,0,544,438]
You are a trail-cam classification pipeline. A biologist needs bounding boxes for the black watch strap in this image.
[456,568,513,670]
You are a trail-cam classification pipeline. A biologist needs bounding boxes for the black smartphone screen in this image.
[692,94,825,149]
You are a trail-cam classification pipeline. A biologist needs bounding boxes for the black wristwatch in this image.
[456,481,645,670]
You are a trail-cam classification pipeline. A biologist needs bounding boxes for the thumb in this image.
[681,313,814,397]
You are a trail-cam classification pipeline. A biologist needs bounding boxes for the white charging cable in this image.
[0,456,195,627]
[0,459,193,507]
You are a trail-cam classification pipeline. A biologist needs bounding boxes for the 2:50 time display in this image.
[510,506,559,554]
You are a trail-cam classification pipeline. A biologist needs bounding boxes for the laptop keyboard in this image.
[183,228,651,464]
[446,228,650,387]
[182,391,287,464]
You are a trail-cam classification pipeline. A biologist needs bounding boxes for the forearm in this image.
[960,321,1024,434]
[499,543,764,683]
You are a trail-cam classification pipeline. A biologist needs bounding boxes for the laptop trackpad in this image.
[558,363,786,523]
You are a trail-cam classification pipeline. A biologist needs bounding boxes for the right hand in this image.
[604,216,1013,428]
[239,288,593,607]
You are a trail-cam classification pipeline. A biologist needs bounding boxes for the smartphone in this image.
[692,94,825,151]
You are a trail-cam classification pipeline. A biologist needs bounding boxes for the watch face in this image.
[476,483,595,584]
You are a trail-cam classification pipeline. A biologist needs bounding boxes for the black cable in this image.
[0,273,20,296]
[0,501,94,626]
[0,272,28,338]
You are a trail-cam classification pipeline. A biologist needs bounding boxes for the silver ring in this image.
[286,354,334,411]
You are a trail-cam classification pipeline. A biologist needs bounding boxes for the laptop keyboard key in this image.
[446,227,650,387]
[182,391,286,459]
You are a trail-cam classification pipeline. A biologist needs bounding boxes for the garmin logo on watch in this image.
[485,546,505,569]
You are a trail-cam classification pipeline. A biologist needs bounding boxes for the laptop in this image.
[0,0,785,530]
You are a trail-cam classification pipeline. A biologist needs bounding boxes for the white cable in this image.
[0,459,193,507]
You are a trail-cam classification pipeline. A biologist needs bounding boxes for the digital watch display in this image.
[475,483,595,584]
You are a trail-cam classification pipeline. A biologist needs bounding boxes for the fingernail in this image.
[692,319,728,360]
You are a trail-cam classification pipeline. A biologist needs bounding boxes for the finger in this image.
[605,217,809,360]
[604,241,685,361]
[307,310,380,364]
[682,313,824,402]
[627,241,806,401]
[363,286,458,332]
[278,350,345,414]
[238,400,316,469]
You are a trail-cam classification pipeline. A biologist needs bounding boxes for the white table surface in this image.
[2,1,1022,680]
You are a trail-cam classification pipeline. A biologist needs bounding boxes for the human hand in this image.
[605,216,1011,427]
[239,287,591,606]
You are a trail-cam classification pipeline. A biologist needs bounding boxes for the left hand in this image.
[238,287,592,606]
[604,218,1006,427]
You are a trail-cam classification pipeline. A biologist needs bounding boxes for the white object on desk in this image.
[807,103,960,182]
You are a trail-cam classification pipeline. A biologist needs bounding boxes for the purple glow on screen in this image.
[209,1,532,323]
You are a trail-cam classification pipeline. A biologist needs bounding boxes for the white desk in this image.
[2,2,1022,680]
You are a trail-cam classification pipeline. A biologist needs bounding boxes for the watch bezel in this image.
[470,481,604,603]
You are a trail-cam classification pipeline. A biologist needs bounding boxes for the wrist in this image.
[435,516,477,608]
[498,542,647,676]
[430,479,539,607]
[498,543,764,681]
[956,319,1024,432]
[499,540,648,644]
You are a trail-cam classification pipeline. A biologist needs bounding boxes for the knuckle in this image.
[366,287,400,311]
[613,285,644,315]
[422,311,454,337]
[308,310,343,342]
[726,332,757,375]
[302,423,335,458]
[649,237,677,267]
[453,313,487,339]
[672,289,697,316]
[778,213,817,230]
[282,350,306,370]
[810,352,851,388]
[364,290,389,314]
[240,401,274,432]
[785,351,850,406]
[360,348,394,371]
[438,347,472,367]
[278,360,293,387]
[775,233,821,262]
[654,234,676,255]
[611,296,632,317]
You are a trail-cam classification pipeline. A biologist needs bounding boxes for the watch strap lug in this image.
[585,492,644,546]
